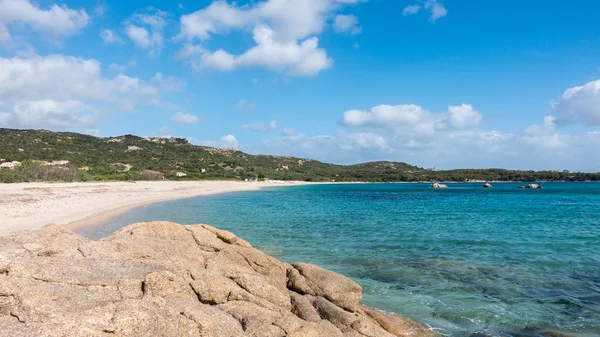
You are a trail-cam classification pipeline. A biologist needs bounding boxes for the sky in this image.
[1,0,600,171]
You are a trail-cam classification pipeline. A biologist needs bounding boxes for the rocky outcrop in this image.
[518,184,543,189]
[0,222,436,337]
[430,182,448,189]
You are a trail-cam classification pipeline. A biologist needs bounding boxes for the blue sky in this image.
[1,0,600,171]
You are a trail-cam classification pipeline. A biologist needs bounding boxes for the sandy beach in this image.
[0,180,303,236]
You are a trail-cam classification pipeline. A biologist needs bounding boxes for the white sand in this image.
[0,181,304,236]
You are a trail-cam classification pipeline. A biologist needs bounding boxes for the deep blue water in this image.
[78,182,600,337]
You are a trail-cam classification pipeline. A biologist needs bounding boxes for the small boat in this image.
[483,183,493,188]
[430,182,448,188]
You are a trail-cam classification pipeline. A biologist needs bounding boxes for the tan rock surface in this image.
[0,221,436,337]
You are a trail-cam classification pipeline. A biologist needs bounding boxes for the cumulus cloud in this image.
[187,26,332,76]
[241,120,277,132]
[403,5,420,16]
[220,134,239,148]
[192,134,239,149]
[551,79,600,126]
[340,104,433,128]
[0,54,184,131]
[340,103,482,133]
[0,0,89,44]
[402,0,447,22]
[0,99,98,129]
[151,72,187,92]
[425,0,447,22]
[177,0,337,42]
[253,115,600,171]
[124,9,167,57]
[448,104,482,129]
[315,103,596,168]
[100,29,123,44]
[333,14,361,35]
[175,0,363,76]
[171,112,199,125]
[524,116,556,136]
[267,98,597,170]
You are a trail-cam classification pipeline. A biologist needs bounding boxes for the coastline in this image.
[0,180,310,237]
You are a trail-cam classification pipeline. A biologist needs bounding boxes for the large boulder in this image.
[0,221,437,337]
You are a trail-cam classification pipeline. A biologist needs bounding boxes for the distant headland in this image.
[1,128,598,183]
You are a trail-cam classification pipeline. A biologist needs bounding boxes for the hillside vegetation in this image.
[1,128,598,183]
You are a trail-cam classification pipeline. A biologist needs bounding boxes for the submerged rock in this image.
[0,221,436,337]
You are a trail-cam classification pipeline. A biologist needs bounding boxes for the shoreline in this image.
[0,180,311,237]
[1,179,589,237]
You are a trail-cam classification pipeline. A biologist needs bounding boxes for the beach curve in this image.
[0,180,307,237]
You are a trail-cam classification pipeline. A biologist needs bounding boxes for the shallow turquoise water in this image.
[79,182,600,336]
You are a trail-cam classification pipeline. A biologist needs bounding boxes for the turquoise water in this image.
[78,183,600,337]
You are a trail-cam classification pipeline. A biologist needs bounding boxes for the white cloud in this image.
[448,104,482,129]
[171,112,199,125]
[234,99,256,109]
[551,79,600,126]
[189,25,332,76]
[425,0,447,22]
[333,14,361,35]
[281,128,298,136]
[524,116,556,136]
[341,132,389,150]
[126,26,151,48]
[124,9,167,57]
[341,104,432,128]
[220,134,239,149]
[177,0,336,42]
[151,72,187,92]
[340,103,483,133]
[254,118,600,171]
[2,99,98,129]
[403,5,420,16]
[100,29,123,44]
[0,54,184,131]
[176,43,205,59]
[241,120,277,132]
[246,97,600,170]
[0,0,89,43]
[175,0,363,76]
[402,0,447,22]
[94,5,105,16]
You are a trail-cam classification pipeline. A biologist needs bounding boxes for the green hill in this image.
[0,128,598,183]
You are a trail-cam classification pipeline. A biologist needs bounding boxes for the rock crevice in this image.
[0,221,436,337]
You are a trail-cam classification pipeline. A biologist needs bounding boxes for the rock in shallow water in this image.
[0,221,436,337]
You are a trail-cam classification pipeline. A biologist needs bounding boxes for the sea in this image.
[78,182,600,337]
